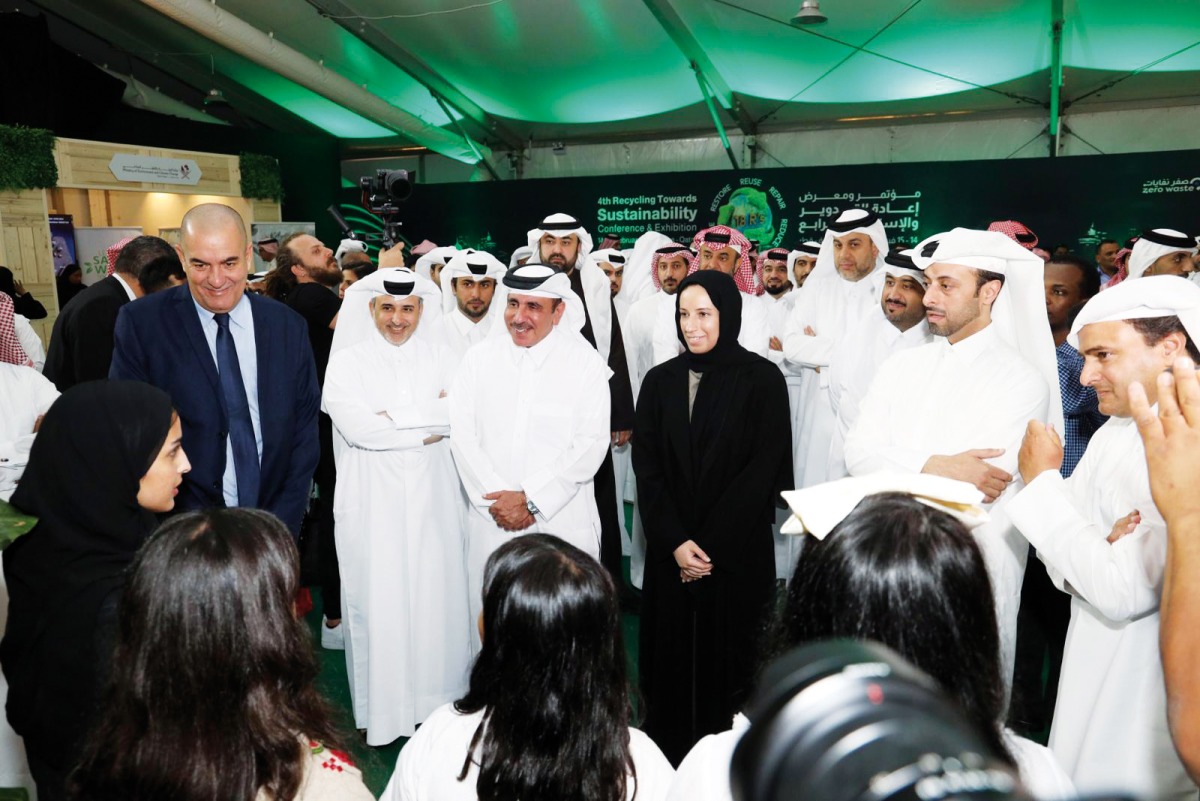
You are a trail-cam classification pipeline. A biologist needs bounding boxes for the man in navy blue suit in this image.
[110,203,319,536]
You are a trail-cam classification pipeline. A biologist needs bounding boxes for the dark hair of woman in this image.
[69,508,345,801]
[455,534,636,801]
[351,262,377,280]
[766,492,1014,764]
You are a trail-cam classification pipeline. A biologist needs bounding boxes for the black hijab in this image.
[1,380,174,763]
[674,270,759,371]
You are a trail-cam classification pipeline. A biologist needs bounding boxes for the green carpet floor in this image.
[305,506,642,797]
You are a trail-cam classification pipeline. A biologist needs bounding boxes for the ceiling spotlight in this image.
[791,0,827,26]
[203,88,228,106]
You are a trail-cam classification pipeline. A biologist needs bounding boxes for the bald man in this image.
[110,203,319,535]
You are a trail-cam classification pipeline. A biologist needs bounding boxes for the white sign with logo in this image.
[108,153,202,186]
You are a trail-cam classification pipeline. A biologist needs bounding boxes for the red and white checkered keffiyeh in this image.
[0,293,30,366]
[986,220,1039,251]
[649,243,695,291]
[1104,245,1135,290]
[690,225,759,295]
[756,247,791,287]
[106,237,136,277]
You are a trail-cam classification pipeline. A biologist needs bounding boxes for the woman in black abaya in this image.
[0,381,190,801]
[632,270,792,765]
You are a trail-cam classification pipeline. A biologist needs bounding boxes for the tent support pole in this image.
[434,94,500,181]
[1049,0,1065,157]
[693,64,739,170]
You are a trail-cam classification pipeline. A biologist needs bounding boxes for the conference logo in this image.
[710,178,790,249]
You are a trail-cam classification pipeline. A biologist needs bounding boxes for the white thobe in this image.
[844,325,1051,689]
[623,290,673,589]
[765,290,810,580]
[380,702,676,801]
[0,364,59,501]
[449,326,611,645]
[624,291,669,404]
[826,309,932,480]
[1006,416,1197,801]
[324,335,471,745]
[667,714,1075,801]
[782,269,884,488]
[12,315,44,373]
[427,307,496,374]
[651,288,771,366]
[611,296,634,554]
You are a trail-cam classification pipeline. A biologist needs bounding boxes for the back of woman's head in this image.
[457,534,634,801]
[771,493,1009,757]
[121,509,308,702]
[71,509,341,801]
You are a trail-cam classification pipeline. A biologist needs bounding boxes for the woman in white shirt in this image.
[669,492,1075,801]
[383,534,674,801]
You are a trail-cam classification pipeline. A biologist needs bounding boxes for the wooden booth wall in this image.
[1,138,281,346]
[0,189,55,344]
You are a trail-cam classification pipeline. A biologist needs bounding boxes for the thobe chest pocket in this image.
[531,403,575,449]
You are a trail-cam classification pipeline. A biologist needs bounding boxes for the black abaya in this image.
[0,381,173,796]
[632,272,793,765]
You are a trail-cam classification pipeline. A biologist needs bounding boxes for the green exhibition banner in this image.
[338,150,1200,260]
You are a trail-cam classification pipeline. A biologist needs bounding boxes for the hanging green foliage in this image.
[239,151,284,202]
[0,125,58,192]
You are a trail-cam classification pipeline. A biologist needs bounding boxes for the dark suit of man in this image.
[43,275,131,391]
[109,284,319,535]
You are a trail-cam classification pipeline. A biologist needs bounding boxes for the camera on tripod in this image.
[329,169,414,252]
[360,168,412,218]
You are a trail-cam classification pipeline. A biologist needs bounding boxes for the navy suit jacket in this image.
[109,285,319,535]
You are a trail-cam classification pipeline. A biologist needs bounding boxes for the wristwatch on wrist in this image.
[524,494,540,517]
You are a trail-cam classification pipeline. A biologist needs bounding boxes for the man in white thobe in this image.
[844,228,1060,690]
[528,214,634,597]
[413,246,461,290]
[651,225,771,364]
[758,247,793,305]
[782,210,889,488]
[760,245,809,580]
[323,267,471,745]
[1127,228,1198,280]
[1007,275,1200,801]
[0,363,59,501]
[788,241,820,292]
[826,249,933,480]
[623,243,691,589]
[426,249,506,373]
[449,264,611,645]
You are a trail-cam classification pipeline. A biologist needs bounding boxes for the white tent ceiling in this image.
[18,0,1200,167]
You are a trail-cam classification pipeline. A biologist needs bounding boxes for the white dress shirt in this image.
[381,702,675,801]
[191,294,262,509]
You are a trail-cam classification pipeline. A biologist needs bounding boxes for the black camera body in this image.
[731,641,1134,801]
[359,168,412,219]
[334,168,413,250]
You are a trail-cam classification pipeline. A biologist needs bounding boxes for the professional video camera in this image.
[328,168,413,251]
[731,640,1132,801]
